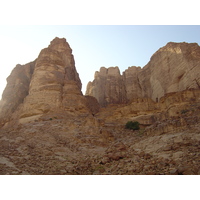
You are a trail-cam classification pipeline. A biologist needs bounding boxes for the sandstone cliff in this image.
[19,37,84,120]
[86,42,200,106]
[96,89,200,134]
[0,38,200,175]
[0,37,98,125]
[0,88,200,175]
[0,61,36,122]
[86,67,127,107]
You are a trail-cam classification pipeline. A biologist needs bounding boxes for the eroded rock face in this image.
[0,61,36,122]
[0,37,98,125]
[86,42,200,106]
[86,67,127,107]
[20,37,84,119]
[95,89,200,136]
[122,66,143,100]
[0,38,200,175]
[140,42,200,101]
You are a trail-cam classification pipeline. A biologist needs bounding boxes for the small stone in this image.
[169,169,178,175]
[107,152,122,161]
[177,166,194,175]
[100,157,110,164]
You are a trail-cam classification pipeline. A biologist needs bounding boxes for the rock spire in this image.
[0,37,98,125]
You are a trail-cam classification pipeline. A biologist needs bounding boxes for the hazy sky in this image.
[0,25,200,98]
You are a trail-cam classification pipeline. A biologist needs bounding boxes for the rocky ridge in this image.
[0,38,199,175]
[86,42,200,106]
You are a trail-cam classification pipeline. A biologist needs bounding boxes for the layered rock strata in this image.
[20,37,84,119]
[86,67,127,107]
[0,37,97,125]
[0,61,36,121]
[0,38,200,175]
[95,89,200,136]
[86,42,200,106]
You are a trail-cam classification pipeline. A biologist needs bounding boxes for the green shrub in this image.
[125,121,140,130]
[181,109,189,114]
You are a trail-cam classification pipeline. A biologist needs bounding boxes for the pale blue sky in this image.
[0,25,200,98]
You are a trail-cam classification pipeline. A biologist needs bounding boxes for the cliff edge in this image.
[86,42,200,106]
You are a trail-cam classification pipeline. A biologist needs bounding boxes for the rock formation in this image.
[0,61,36,122]
[95,89,200,134]
[86,42,200,106]
[86,67,127,107]
[0,38,200,175]
[0,37,98,125]
[19,37,84,119]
